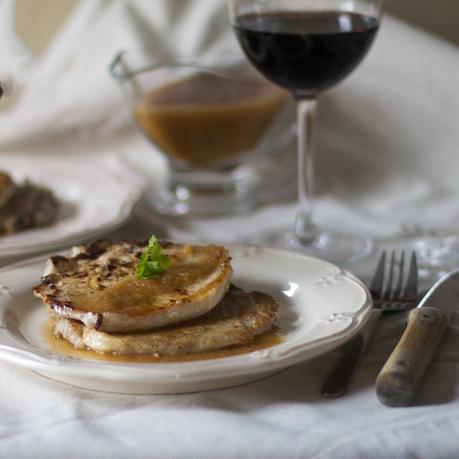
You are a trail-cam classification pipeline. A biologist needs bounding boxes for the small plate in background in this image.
[0,157,141,258]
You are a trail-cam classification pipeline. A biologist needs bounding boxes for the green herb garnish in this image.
[136,235,171,279]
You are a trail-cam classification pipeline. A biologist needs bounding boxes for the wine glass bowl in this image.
[229,0,383,263]
[233,10,379,98]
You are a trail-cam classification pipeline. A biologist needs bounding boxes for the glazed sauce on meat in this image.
[133,73,286,167]
[69,245,228,314]
[43,319,282,363]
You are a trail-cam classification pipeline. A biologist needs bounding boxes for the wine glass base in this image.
[256,230,373,266]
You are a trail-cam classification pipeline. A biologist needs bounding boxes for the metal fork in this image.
[321,250,419,398]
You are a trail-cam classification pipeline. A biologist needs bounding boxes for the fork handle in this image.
[375,307,449,407]
[321,310,382,397]
[321,333,364,397]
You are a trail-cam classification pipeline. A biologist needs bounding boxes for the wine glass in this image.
[229,0,383,263]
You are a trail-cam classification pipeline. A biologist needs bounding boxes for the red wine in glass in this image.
[234,11,379,97]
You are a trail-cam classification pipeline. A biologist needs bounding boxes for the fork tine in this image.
[382,251,396,300]
[402,251,418,301]
[391,251,405,300]
[369,251,386,300]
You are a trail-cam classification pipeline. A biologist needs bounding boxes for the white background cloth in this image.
[0,1,459,458]
[1,0,459,242]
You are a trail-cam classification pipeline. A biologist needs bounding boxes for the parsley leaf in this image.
[136,235,171,279]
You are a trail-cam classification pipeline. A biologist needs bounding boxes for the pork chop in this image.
[34,240,233,333]
[53,285,278,355]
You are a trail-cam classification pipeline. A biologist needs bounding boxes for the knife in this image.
[376,268,459,407]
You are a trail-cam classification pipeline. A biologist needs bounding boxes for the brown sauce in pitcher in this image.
[133,73,287,167]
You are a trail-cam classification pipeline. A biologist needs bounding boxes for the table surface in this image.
[0,213,458,459]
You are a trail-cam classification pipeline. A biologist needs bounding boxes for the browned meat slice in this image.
[34,240,233,333]
[54,286,278,355]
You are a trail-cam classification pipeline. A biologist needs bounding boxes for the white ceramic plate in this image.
[0,158,141,258]
[0,245,371,394]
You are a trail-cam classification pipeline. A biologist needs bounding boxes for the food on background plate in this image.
[34,236,280,361]
[0,172,15,207]
[0,170,59,235]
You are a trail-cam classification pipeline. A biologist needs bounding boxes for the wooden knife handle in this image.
[376,307,449,407]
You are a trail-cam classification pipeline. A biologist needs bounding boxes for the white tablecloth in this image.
[1,1,459,458]
[1,238,458,459]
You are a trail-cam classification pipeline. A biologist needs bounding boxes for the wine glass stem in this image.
[295,97,318,243]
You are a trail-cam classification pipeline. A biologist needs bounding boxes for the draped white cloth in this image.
[0,1,459,457]
[1,0,459,242]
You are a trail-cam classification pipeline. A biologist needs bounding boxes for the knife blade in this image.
[375,269,459,407]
